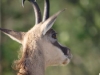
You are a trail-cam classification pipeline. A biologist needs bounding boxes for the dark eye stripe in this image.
[52,41,68,55]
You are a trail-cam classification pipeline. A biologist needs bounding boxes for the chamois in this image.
[0,0,72,75]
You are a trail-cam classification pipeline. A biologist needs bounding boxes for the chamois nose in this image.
[62,47,72,59]
[66,48,72,59]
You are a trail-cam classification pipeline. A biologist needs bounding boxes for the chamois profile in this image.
[0,0,72,75]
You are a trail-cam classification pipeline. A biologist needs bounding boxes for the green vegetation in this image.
[1,0,100,75]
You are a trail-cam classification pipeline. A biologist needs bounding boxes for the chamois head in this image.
[1,0,72,75]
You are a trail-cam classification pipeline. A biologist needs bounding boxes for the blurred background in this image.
[0,0,100,75]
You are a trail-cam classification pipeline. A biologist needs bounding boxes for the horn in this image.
[42,0,50,21]
[22,0,42,24]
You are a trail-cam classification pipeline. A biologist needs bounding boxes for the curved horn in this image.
[22,0,42,24]
[42,0,50,21]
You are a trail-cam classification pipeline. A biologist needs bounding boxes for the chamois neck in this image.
[17,47,45,75]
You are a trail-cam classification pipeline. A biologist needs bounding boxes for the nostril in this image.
[68,53,73,59]
[67,49,70,54]
[66,48,72,59]
[66,48,70,55]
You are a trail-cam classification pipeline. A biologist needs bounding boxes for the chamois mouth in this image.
[62,52,72,65]
[62,56,71,65]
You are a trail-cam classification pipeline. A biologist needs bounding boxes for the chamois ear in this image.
[41,9,66,35]
[0,28,25,44]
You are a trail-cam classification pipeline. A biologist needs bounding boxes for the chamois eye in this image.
[52,33,57,39]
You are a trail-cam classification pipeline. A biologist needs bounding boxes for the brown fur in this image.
[13,28,45,75]
[0,0,72,75]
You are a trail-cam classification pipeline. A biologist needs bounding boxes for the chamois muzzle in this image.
[53,41,72,59]
[62,47,72,59]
